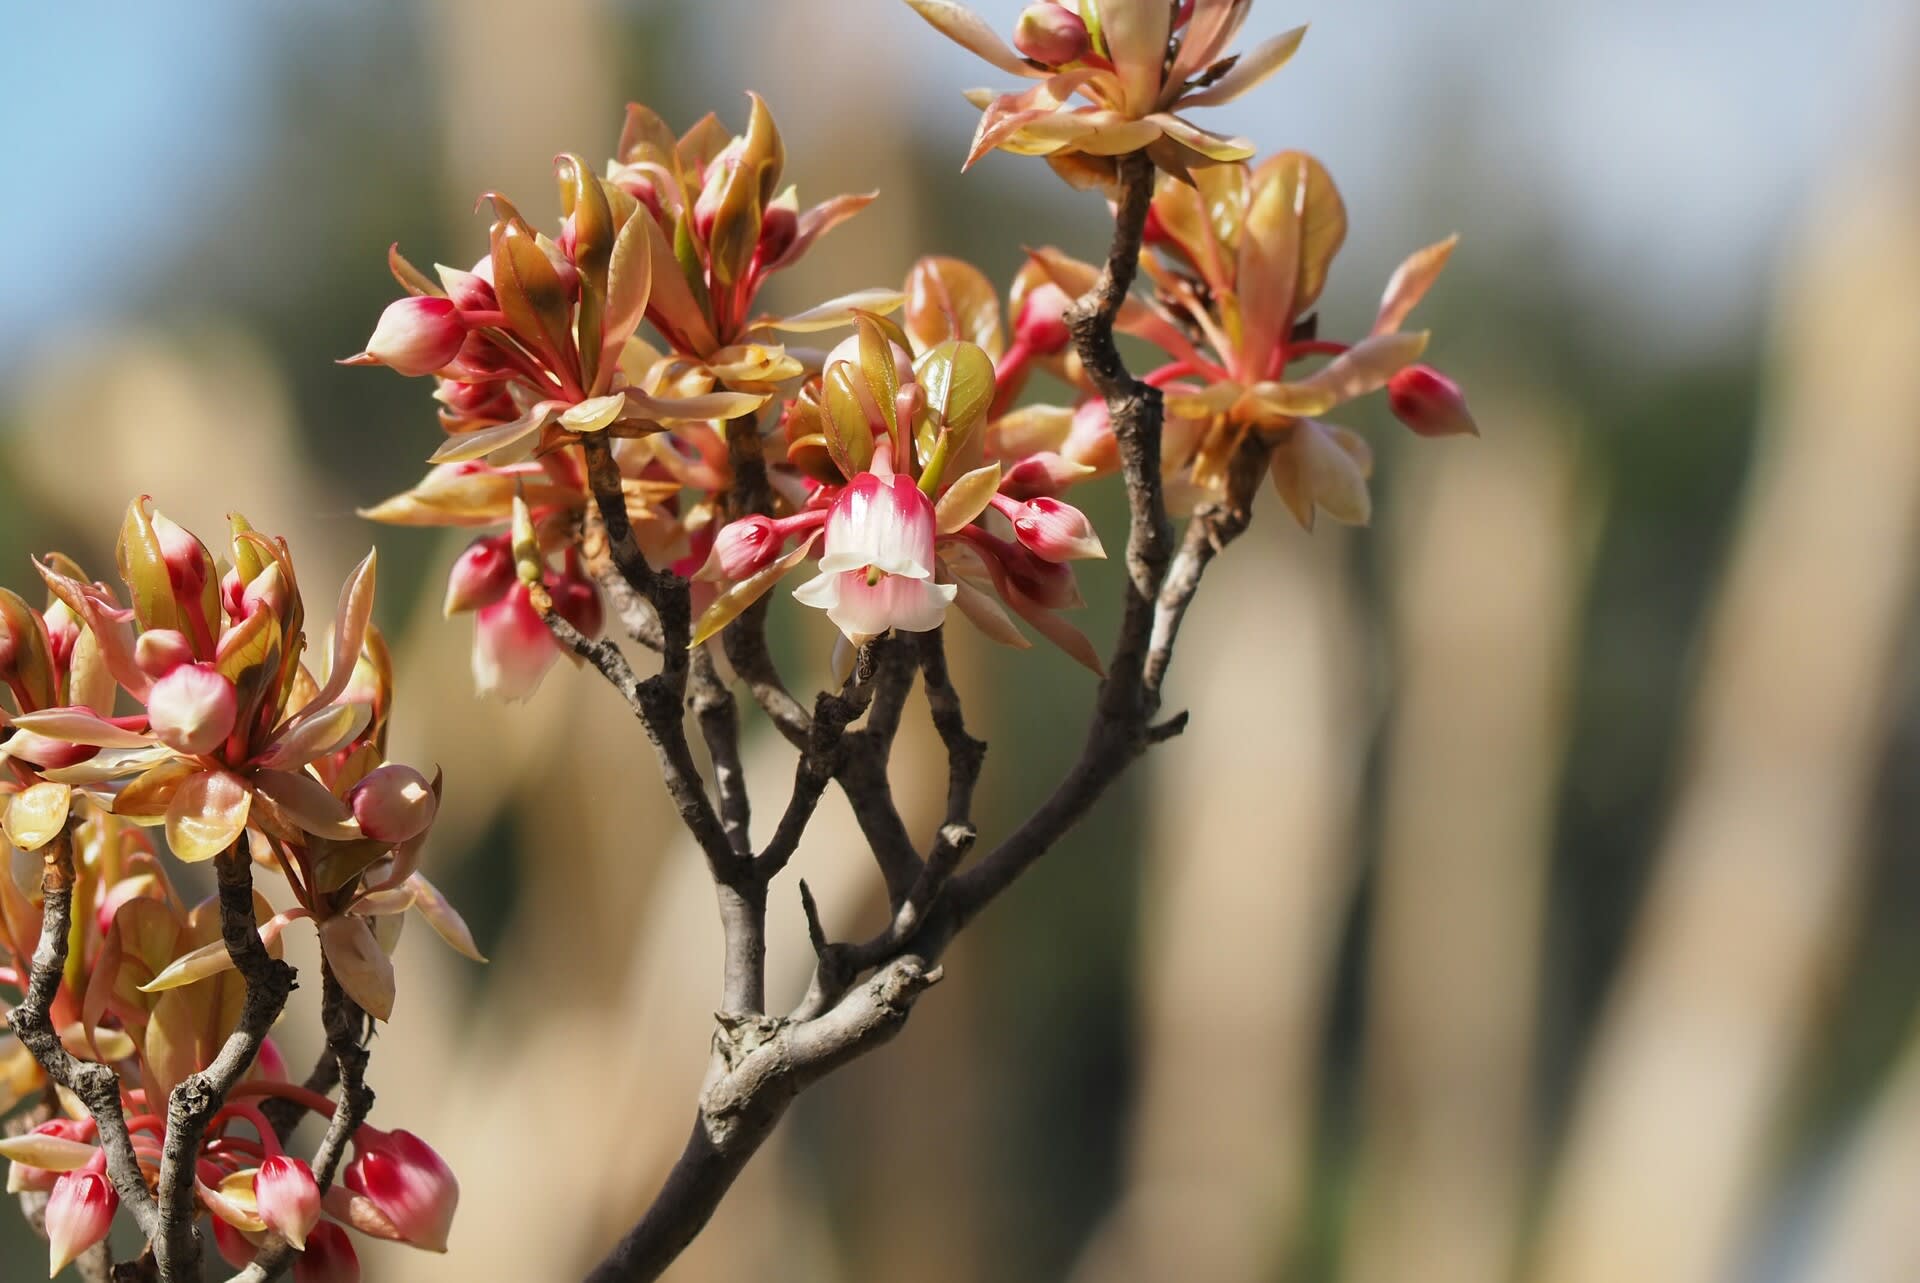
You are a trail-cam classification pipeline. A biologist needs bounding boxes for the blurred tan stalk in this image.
[1344,404,1591,1283]
[1069,525,1365,1283]
[1531,122,1920,1283]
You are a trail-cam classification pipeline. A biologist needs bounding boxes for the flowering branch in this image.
[7,825,162,1243]
[228,964,373,1283]
[337,18,1473,1275]
[154,847,296,1283]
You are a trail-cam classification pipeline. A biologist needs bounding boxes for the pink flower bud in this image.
[293,1222,361,1283]
[1002,544,1082,609]
[347,764,438,845]
[343,1128,458,1254]
[1014,282,1074,356]
[1387,365,1479,439]
[350,297,466,378]
[45,1170,117,1276]
[146,663,238,757]
[1011,497,1106,562]
[442,537,514,617]
[135,629,195,679]
[255,1155,323,1251]
[704,515,782,581]
[1014,3,1089,64]
[4,731,97,771]
[471,584,559,703]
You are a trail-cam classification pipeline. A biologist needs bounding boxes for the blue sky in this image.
[0,0,1902,365]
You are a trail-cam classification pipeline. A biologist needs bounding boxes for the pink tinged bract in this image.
[348,763,439,845]
[343,1128,458,1253]
[254,1155,322,1251]
[293,1222,361,1283]
[470,584,559,702]
[146,663,239,757]
[350,296,466,378]
[45,1170,116,1277]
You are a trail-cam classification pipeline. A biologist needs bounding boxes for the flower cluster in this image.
[356,97,902,698]
[906,0,1307,189]
[0,501,471,1274]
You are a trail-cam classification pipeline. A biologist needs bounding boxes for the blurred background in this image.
[6,0,1920,1279]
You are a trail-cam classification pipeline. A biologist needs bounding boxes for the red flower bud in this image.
[1013,3,1089,65]
[703,515,782,581]
[1387,365,1479,439]
[348,297,466,378]
[1011,497,1106,562]
[443,537,514,617]
[342,1128,458,1254]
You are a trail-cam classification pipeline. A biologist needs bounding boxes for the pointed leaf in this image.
[299,550,376,716]
[934,463,1003,534]
[1178,26,1308,108]
[404,873,487,962]
[690,533,821,647]
[1373,234,1458,336]
[319,915,395,1021]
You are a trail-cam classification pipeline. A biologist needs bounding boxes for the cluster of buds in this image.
[0,501,473,1273]
[356,96,902,698]
[1018,154,1474,526]
[907,0,1307,187]
[3,1090,459,1277]
[699,311,1106,670]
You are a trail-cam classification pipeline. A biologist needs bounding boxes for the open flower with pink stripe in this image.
[693,313,1107,670]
